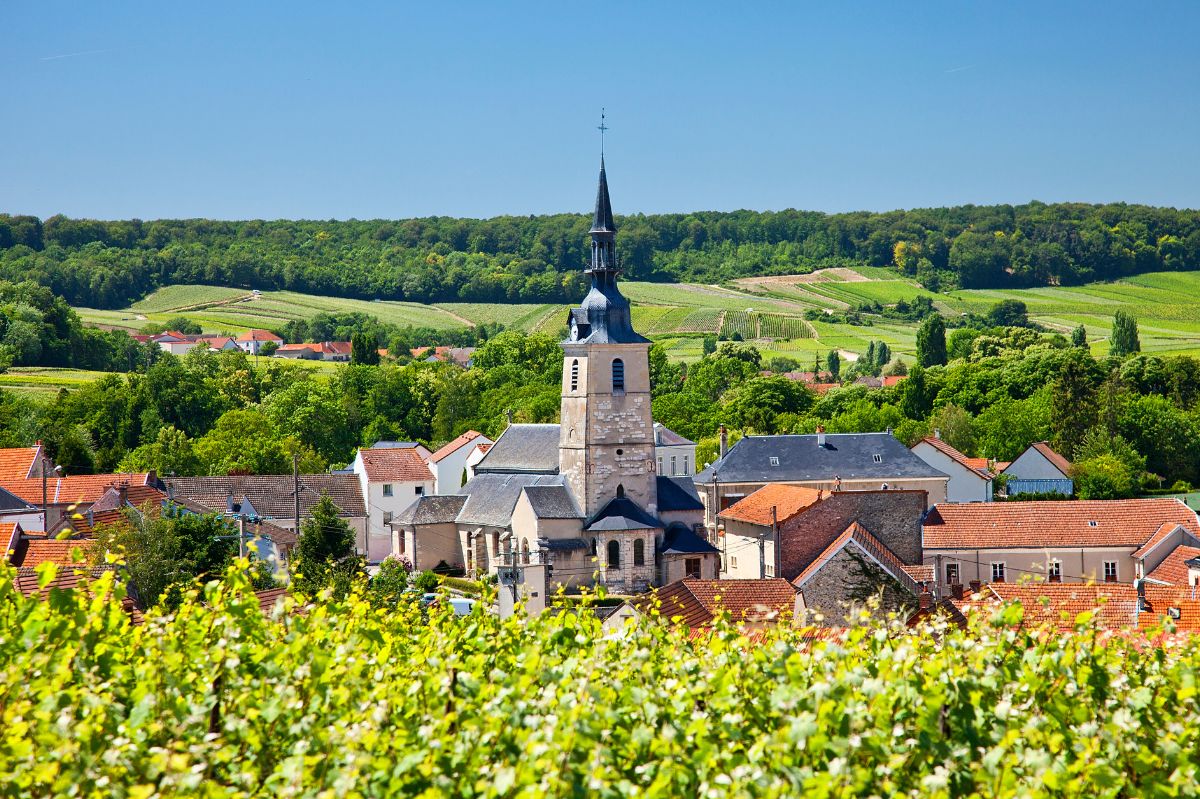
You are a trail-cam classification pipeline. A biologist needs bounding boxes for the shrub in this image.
[413,569,440,593]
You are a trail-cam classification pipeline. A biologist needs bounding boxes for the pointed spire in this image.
[590,157,616,235]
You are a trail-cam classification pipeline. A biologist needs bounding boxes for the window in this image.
[670,456,677,475]
[382,511,393,525]
[769,456,780,467]
[991,562,1007,583]
[634,539,645,566]
[1088,521,1098,528]
[382,484,393,497]
[1104,561,1118,583]
[872,454,883,464]
[731,556,738,568]
[683,455,690,475]
[521,539,530,565]
[946,563,960,585]
[590,537,597,556]
[612,358,625,392]
[685,557,702,579]
[1048,560,1062,582]
[616,484,625,498]
[607,540,620,568]
[570,359,579,392]
[415,486,424,496]
[765,563,774,577]
[657,457,664,475]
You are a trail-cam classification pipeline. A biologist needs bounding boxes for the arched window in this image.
[570,359,579,392]
[607,539,620,568]
[616,484,625,498]
[590,537,597,556]
[521,539,530,565]
[633,538,645,567]
[612,358,625,392]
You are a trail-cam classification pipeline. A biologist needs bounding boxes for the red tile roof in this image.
[793,522,916,592]
[922,498,1199,550]
[637,579,799,628]
[917,437,992,479]
[236,329,282,342]
[1147,544,1200,585]
[0,446,42,481]
[882,375,907,388]
[0,473,156,507]
[319,341,352,355]
[10,565,144,624]
[948,583,1200,634]
[358,448,434,483]
[90,485,165,513]
[1030,442,1073,476]
[1,522,20,556]
[718,484,823,526]
[10,538,96,568]
[902,564,935,582]
[430,431,483,463]
[57,508,126,537]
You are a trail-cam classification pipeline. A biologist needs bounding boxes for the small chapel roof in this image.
[474,424,561,475]
[522,485,582,519]
[585,496,662,532]
[457,473,565,528]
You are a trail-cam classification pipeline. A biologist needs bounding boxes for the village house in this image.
[427,431,493,494]
[653,423,696,477]
[397,158,713,595]
[921,498,1200,590]
[695,427,950,531]
[273,343,322,360]
[162,473,368,554]
[150,331,197,355]
[0,472,159,533]
[235,329,284,355]
[910,434,993,503]
[0,444,50,481]
[1001,441,1073,496]
[350,446,436,561]
[463,440,493,480]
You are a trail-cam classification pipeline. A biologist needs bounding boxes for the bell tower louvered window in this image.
[570,359,579,392]
[612,358,625,392]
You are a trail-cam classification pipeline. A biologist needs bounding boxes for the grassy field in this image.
[69,269,1200,369]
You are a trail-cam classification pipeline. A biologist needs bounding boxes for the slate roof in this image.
[653,423,694,447]
[696,433,947,485]
[718,484,823,526]
[522,485,582,519]
[474,424,561,474]
[1146,544,1200,585]
[656,476,704,512]
[539,538,590,552]
[393,495,468,526]
[456,473,565,528]
[915,437,993,479]
[160,497,298,546]
[661,524,720,555]
[637,579,798,628]
[430,431,484,463]
[0,484,37,513]
[0,446,42,480]
[923,498,1200,550]
[585,496,662,532]
[163,474,366,519]
[357,447,434,483]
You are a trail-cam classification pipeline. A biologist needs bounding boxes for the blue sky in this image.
[3,1,1199,220]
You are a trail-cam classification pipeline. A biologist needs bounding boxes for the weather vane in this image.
[598,108,608,157]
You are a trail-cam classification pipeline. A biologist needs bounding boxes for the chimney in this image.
[918,591,934,610]
[950,582,964,600]
[969,579,981,594]
[117,482,129,507]
[718,425,728,459]
[504,408,514,426]
[816,424,826,448]
[934,428,941,440]
[1136,579,1148,611]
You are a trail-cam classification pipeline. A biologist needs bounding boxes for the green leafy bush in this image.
[5,562,1200,796]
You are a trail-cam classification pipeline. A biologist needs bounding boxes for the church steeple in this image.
[590,157,616,237]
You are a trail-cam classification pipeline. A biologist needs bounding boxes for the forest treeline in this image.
[3,200,1200,308]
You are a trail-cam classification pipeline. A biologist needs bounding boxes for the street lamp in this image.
[42,463,63,533]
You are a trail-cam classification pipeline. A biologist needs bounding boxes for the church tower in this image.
[559,158,659,519]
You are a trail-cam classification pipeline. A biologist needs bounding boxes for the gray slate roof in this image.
[0,484,37,513]
[456,473,565,528]
[661,524,720,555]
[585,496,663,532]
[523,485,582,519]
[163,474,366,519]
[657,476,704,512]
[694,433,948,485]
[474,424,561,475]
[654,423,695,447]
[393,495,468,526]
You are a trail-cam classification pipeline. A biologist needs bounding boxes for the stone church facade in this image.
[393,158,717,594]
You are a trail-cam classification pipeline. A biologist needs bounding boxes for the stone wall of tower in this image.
[560,343,658,518]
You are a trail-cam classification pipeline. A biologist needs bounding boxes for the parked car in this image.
[448,597,477,616]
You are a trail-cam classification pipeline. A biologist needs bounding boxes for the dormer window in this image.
[769,457,780,467]
[612,358,625,392]
[872,454,883,464]
[1088,521,1098,527]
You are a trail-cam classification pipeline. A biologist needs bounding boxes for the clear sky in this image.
[3,1,1199,220]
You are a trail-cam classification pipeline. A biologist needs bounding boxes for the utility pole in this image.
[292,452,301,534]
[758,528,766,579]
[238,515,246,560]
[770,505,779,579]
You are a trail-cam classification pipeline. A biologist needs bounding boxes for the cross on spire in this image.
[598,108,608,157]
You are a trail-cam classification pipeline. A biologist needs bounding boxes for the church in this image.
[394,158,718,593]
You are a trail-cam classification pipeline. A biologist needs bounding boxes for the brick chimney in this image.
[816,424,826,448]
[918,591,934,610]
[950,582,964,600]
[969,579,981,594]
[933,428,942,440]
[718,425,728,459]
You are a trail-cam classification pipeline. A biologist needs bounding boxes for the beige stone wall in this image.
[405,521,462,572]
[719,518,777,579]
[925,547,1138,586]
[595,529,657,594]
[662,552,719,583]
[559,343,658,518]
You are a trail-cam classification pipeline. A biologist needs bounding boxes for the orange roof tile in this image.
[430,431,483,463]
[718,484,823,526]
[0,446,42,481]
[236,329,282,342]
[358,448,434,483]
[918,437,993,479]
[11,565,144,624]
[0,473,156,507]
[637,579,798,628]
[882,375,906,388]
[1030,442,1072,476]
[1,522,20,557]
[793,522,915,590]
[10,538,96,568]
[922,498,1198,550]
[949,583,1200,634]
[1147,545,1200,585]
